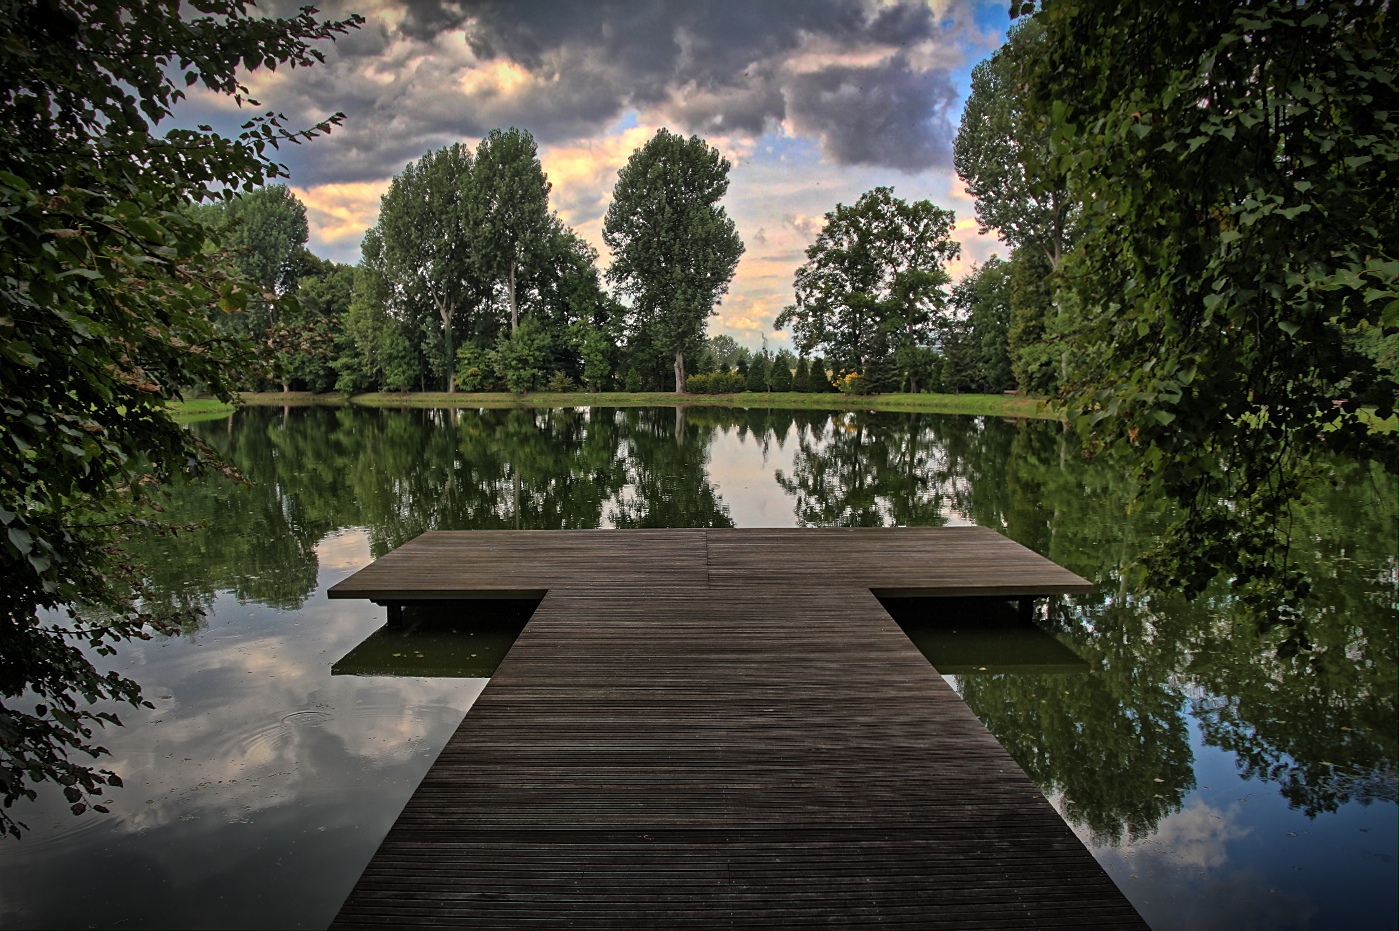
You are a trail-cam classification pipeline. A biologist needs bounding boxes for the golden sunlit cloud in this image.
[292,181,389,252]
[458,60,537,99]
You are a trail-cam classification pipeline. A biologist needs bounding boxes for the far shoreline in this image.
[171,390,1058,422]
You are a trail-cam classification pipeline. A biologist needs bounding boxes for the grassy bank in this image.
[168,398,237,423]
[218,390,1056,419]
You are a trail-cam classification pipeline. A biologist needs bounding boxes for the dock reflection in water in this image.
[883,597,1090,676]
[333,601,536,679]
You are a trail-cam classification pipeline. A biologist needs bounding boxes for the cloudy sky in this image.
[188,0,1013,348]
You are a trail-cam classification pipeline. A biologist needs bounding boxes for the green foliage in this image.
[745,352,770,392]
[492,317,550,393]
[935,314,980,394]
[334,232,419,393]
[940,257,1016,395]
[954,19,1076,266]
[573,320,617,391]
[281,259,354,392]
[703,334,749,372]
[604,129,744,392]
[0,0,359,837]
[624,367,643,392]
[775,187,959,393]
[770,359,795,392]
[1018,0,1399,641]
[454,343,496,392]
[191,184,311,349]
[471,127,556,334]
[793,357,811,392]
[807,357,833,392]
[368,144,479,392]
[544,371,577,393]
[1007,246,1059,394]
[682,371,746,394]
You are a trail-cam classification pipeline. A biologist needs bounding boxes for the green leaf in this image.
[7,527,33,555]
[1278,320,1300,336]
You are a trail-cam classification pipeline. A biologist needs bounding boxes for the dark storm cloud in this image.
[237,0,977,185]
[786,55,959,171]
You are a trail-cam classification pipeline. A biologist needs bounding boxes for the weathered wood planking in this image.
[328,529,1142,928]
[327,527,1093,602]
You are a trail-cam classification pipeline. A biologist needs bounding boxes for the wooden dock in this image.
[327,528,1146,928]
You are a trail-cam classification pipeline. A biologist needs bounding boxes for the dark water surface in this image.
[0,406,1393,929]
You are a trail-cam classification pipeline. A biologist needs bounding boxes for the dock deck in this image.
[328,528,1146,928]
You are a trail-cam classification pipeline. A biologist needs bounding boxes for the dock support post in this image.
[1019,597,1034,623]
[385,602,403,628]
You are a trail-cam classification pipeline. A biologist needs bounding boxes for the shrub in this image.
[455,343,496,392]
[545,371,577,392]
[687,371,745,393]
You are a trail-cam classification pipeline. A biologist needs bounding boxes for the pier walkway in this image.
[327,528,1146,928]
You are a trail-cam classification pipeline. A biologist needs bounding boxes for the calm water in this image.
[0,405,1393,929]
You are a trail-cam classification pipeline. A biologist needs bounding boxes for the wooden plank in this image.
[328,529,1144,928]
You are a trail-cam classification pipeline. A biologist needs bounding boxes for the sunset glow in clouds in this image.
[189,0,1015,349]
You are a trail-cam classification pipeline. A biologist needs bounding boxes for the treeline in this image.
[199,127,747,395]
[197,125,1057,399]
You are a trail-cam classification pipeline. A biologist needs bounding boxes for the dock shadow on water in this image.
[882,596,1089,677]
[332,600,536,679]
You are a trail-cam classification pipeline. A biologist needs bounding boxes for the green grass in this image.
[331,390,1057,418]
[168,397,237,423]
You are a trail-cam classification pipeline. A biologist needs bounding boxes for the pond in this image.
[0,405,1393,929]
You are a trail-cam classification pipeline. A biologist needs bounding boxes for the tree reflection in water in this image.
[128,405,1395,845]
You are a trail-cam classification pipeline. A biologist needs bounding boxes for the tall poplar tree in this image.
[370,144,478,392]
[603,129,743,393]
[472,127,554,335]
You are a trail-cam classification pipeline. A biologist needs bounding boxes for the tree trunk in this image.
[508,260,518,335]
[675,405,687,447]
[439,300,456,393]
[674,347,685,394]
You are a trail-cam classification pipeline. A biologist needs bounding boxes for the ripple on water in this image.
[280,710,332,727]
[21,800,116,853]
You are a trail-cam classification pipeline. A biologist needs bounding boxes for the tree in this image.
[745,352,769,392]
[794,357,811,392]
[603,129,744,394]
[1014,0,1398,643]
[947,256,1015,394]
[194,185,311,343]
[776,188,959,393]
[283,257,355,392]
[472,128,555,335]
[703,334,748,372]
[334,230,419,394]
[1007,246,1058,394]
[0,0,360,837]
[370,144,478,392]
[771,356,794,391]
[969,257,1015,393]
[954,19,1075,269]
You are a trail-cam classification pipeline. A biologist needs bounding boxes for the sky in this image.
[184,0,1014,349]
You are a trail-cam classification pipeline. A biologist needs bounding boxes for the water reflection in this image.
[2,405,1391,930]
[883,597,1091,675]
[332,602,535,679]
